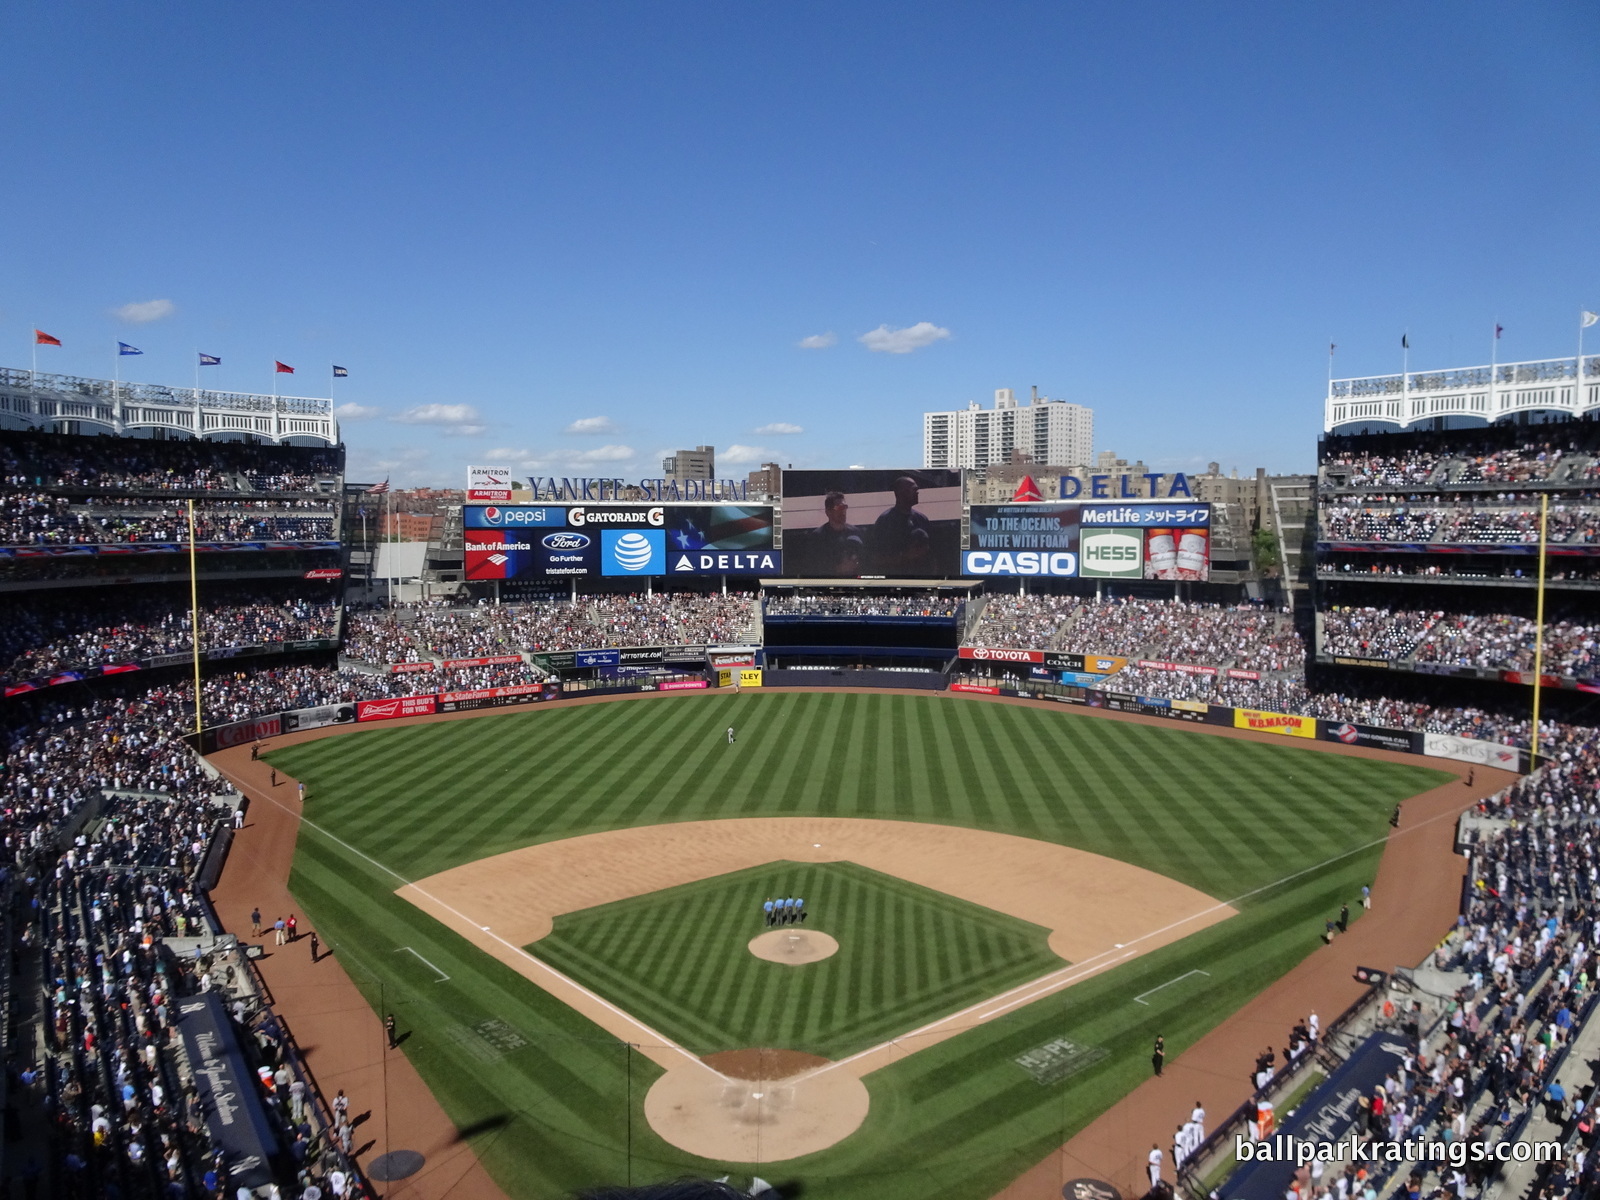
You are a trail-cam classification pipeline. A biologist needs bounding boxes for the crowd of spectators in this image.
[1322,430,1600,490]
[968,595,1303,673]
[1321,502,1600,546]
[0,585,341,683]
[0,494,339,545]
[1320,607,1600,678]
[764,593,965,618]
[343,594,760,663]
[0,431,341,495]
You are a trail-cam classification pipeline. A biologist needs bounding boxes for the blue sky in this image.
[4,3,1595,485]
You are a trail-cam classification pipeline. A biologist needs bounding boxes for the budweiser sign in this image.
[356,695,438,722]
[959,647,1044,664]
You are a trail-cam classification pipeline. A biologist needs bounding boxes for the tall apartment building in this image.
[923,387,1093,470]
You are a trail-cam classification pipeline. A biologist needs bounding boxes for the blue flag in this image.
[199,353,221,366]
[332,365,349,378]
[118,342,143,356]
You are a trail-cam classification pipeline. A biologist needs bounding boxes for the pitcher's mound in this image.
[748,929,838,964]
[703,1048,830,1080]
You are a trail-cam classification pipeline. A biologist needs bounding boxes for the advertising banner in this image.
[357,695,438,722]
[617,648,664,667]
[662,645,707,663]
[467,465,515,502]
[1079,527,1143,578]
[1321,721,1419,753]
[709,650,758,668]
[280,704,355,732]
[738,668,763,688]
[782,469,962,578]
[1137,660,1218,675]
[1234,708,1316,738]
[1079,503,1211,528]
[464,504,775,579]
[441,655,524,669]
[1042,651,1127,674]
[964,504,1080,577]
[959,646,1045,664]
[574,649,621,668]
[437,684,558,712]
[303,567,344,579]
[661,678,710,690]
[951,682,1001,694]
[390,662,437,674]
[210,714,283,751]
[1422,732,1521,770]
[1144,527,1210,581]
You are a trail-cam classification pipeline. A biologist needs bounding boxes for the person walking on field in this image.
[727,725,736,745]
[763,898,775,927]
[385,1013,398,1049]
[1152,1034,1165,1077]
[309,932,319,962]
[251,908,261,938]
[1148,1144,1163,1189]
[286,914,297,942]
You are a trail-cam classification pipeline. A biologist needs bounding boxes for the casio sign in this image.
[962,551,1078,577]
[542,532,591,550]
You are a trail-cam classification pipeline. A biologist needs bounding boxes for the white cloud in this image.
[392,403,486,437]
[859,321,951,354]
[754,422,804,435]
[335,402,383,420]
[719,444,769,465]
[114,299,175,324]
[490,445,638,470]
[797,332,837,350]
[565,415,618,435]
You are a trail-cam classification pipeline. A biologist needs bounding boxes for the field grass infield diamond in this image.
[528,860,1064,1061]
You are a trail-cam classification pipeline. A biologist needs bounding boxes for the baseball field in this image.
[266,690,1448,1199]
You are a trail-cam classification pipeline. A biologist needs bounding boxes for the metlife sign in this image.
[465,504,774,579]
[1079,529,1143,578]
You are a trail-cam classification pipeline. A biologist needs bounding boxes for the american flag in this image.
[366,479,390,494]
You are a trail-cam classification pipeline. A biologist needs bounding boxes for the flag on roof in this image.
[1583,312,1599,329]
[1496,324,1504,339]
[199,353,221,366]
[34,330,61,346]
[118,342,143,356]
[332,365,349,378]
[366,479,390,494]
[275,361,295,374]
[1011,475,1043,503]
[1401,334,1409,349]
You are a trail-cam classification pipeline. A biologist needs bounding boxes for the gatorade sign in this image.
[1079,529,1143,578]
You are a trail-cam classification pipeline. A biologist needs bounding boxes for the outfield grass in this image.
[532,861,1061,1059]
[271,692,1449,1200]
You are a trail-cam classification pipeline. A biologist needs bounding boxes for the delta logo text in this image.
[670,550,781,575]
[542,532,590,551]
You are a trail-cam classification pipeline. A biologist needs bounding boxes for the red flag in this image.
[365,479,390,494]
[275,361,295,374]
[34,330,61,346]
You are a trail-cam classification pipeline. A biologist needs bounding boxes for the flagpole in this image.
[1401,330,1409,423]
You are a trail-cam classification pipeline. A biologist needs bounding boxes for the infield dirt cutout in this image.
[748,928,838,964]
[396,816,1234,1164]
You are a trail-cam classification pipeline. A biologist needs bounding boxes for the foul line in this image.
[230,771,715,1077]
[231,761,1469,1088]
[394,946,450,983]
[1134,969,1210,1006]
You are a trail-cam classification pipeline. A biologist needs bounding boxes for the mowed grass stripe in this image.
[273,693,1450,1199]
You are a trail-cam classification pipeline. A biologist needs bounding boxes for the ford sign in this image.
[542,532,591,550]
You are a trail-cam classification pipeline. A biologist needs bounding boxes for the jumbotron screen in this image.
[464,504,777,579]
[780,469,963,578]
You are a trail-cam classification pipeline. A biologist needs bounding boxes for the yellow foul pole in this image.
[1530,492,1548,769]
[188,498,203,736]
